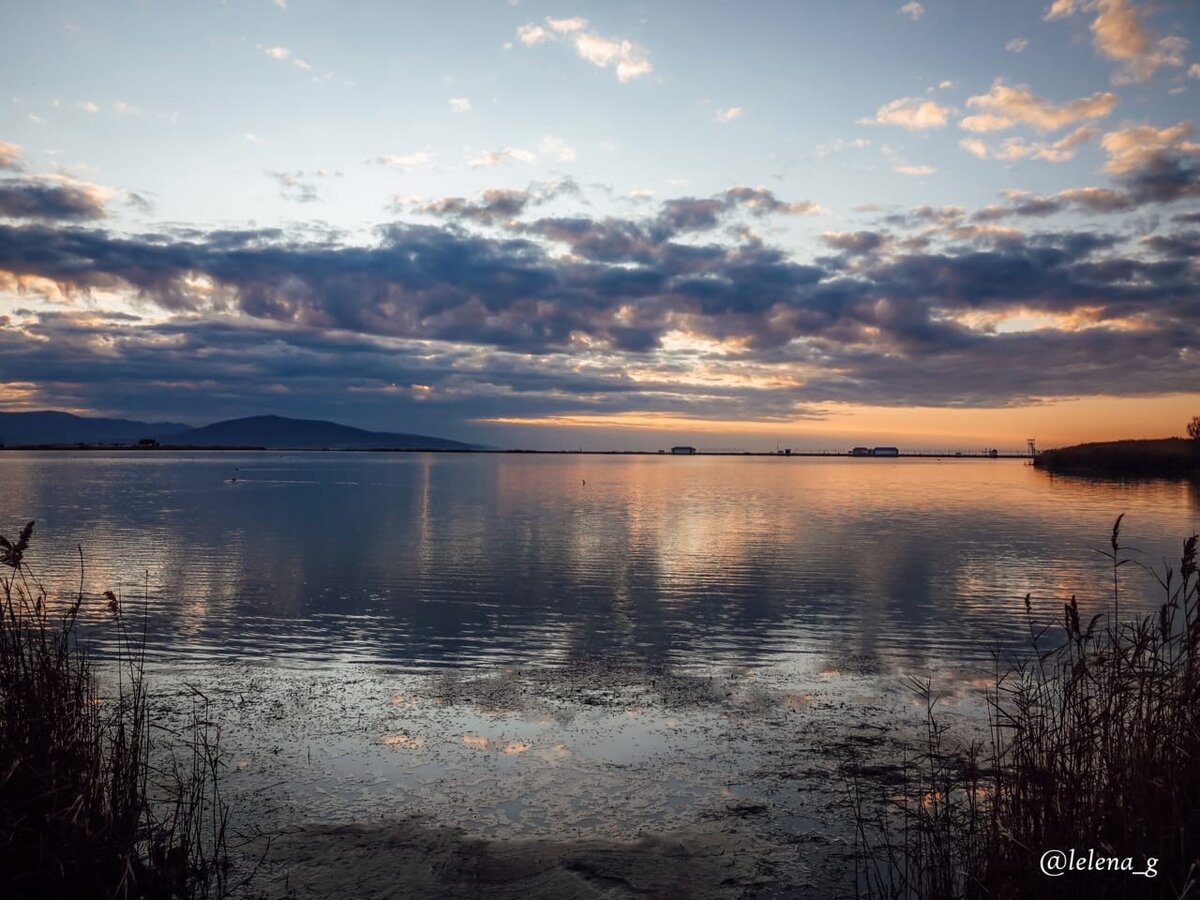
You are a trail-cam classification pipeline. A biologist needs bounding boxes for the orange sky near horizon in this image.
[480,392,1200,451]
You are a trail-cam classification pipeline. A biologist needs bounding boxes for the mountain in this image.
[0,411,189,446]
[159,415,480,450]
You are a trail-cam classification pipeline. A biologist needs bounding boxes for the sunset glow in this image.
[1,1,1197,449]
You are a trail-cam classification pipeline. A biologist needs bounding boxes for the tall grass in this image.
[0,521,234,900]
[851,516,1200,898]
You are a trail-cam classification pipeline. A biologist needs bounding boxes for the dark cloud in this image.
[0,194,1197,429]
[1118,149,1200,205]
[649,188,818,240]
[1058,187,1136,215]
[414,185,819,245]
[973,195,1065,222]
[821,231,887,255]
[408,179,579,225]
[416,188,536,225]
[0,177,107,220]
[125,191,154,213]
[1141,231,1200,260]
[882,205,965,229]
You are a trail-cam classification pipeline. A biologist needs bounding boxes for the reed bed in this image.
[0,521,235,900]
[851,515,1200,898]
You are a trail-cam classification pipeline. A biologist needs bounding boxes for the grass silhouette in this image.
[851,516,1200,898]
[0,522,238,899]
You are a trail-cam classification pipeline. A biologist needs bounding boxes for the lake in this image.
[3,451,1199,891]
[4,451,1197,671]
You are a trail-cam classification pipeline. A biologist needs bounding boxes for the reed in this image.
[851,516,1200,898]
[0,521,235,900]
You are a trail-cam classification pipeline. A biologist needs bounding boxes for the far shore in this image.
[0,444,1032,458]
[1034,437,1200,479]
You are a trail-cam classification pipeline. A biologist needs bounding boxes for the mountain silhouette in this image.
[0,411,188,446]
[160,415,479,450]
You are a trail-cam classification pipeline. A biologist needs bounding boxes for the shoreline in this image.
[0,445,1033,458]
[1034,437,1200,480]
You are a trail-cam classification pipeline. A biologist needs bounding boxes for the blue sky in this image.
[1,0,1198,449]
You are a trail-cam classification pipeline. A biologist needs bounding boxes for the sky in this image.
[0,0,1197,451]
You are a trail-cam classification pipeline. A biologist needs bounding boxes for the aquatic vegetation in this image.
[0,522,236,899]
[1034,438,1200,478]
[851,516,1200,898]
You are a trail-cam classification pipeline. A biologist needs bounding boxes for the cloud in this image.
[519,187,821,260]
[125,191,153,213]
[449,97,472,113]
[2,210,1196,420]
[409,181,578,225]
[467,148,538,168]
[373,151,434,170]
[960,138,989,159]
[266,169,339,203]
[713,106,743,124]
[1044,0,1080,21]
[515,16,652,83]
[1100,121,1200,203]
[574,33,652,82]
[0,142,22,171]
[466,137,575,168]
[898,2,924,20]
[1090,0,1188,83]
[78,100,99,113]
[516,23,548,45]
[0,177,108,221]
[965,176,1173,220]
[1101,122,1198,174]
[861,97,950,130]
[1044,0,1189,83]
[413,189,535,224]
[4,177,1200,429]
[892,163,936,176]
[719,186,821,216]
[960,81,1117,133]
[1006,37,1030,54]
[546,16,587,33]
[1056,186,1136,213]
[988,126,1097,163]
[1190,63,1200,80]
[821,231,888,255]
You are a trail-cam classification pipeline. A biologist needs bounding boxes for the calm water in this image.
[3,451,1197,674]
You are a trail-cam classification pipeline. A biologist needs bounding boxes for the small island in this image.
[1034,418,1200,478]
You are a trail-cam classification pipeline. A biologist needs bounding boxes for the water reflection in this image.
[1,452,1196,674]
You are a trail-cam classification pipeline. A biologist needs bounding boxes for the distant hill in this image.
[0,411,188,446]
[160,415,480,450]
[1034,438,1200,479]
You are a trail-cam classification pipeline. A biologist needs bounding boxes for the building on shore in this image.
[850,446,901,456]
[670,446,697,455]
